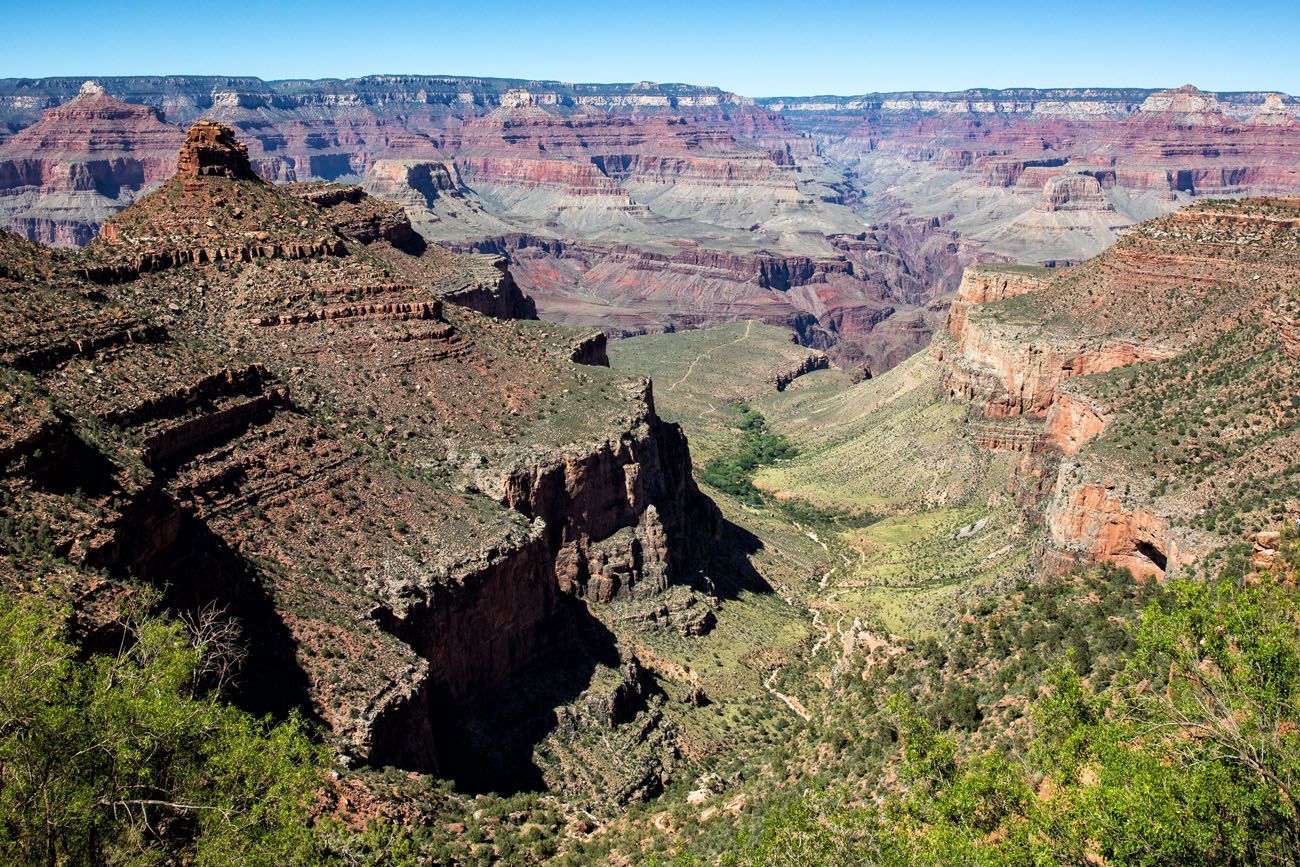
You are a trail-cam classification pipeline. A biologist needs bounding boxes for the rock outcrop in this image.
[1045,480,1176,579]
[936,198,1300,579]
[1032,174,1114,213]
[175,120,257,181]
[0,123,717,777]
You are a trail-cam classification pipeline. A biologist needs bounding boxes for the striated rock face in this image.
[480,386,714,603]
[944,265,1050,342]
[936,263,1174,425]
[1045,480,1176,579]
[1,124,717,776]
[938,323,1171,419]
[938,198,1300,579]
[0,81,184,246]
[3,77,1297,372]
[766,84,1300,265]
[288,181,537,319]
[449,216,973,373]
[0,77,981,372]
[1033,174,1114,213]
[176,120,257,180]
[362,159,465,209]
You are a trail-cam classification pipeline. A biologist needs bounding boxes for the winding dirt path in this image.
[669,319,754,392]
[764,668,812,721]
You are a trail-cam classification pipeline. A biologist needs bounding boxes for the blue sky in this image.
[4,0,1298,96]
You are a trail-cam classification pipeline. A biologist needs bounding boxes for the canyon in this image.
[768,85,1300,266]
[4,77,1296,374]
[0,121,720,785]
[2,70,1300,863]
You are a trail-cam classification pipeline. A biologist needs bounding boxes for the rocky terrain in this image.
[0,121,722,793]
[930,198,1300,577]
[3,77,1296,374]
[768,85,1300,265]
[571,195,1299,861]
[4,76,1299,861]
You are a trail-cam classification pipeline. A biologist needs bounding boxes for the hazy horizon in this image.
[2,73,1297,101]
[6,0,1299,97]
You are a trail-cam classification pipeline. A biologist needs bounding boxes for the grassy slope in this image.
[583,323,1088,862]
[754,353,1032,638]
[602,324,1034,816]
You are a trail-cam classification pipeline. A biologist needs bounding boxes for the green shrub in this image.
[0,593,328,865]
[701,405,797,503]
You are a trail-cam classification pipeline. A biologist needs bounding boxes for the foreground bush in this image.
[0,593,327,865]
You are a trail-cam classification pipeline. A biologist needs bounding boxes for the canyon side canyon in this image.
[3,77,1297,374]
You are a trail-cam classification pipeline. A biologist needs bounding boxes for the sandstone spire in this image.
[176,121,258,181]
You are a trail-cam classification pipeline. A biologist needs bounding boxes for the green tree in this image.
[0,593,328,865]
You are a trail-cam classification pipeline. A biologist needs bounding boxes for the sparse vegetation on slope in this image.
[683,541,1300,866]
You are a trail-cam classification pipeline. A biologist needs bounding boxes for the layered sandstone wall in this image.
[1044,477,1191,580]
[934,265,1177,576]
[944,266,1050,342]
[471,382,715,604]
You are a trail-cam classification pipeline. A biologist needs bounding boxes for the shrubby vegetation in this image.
[0,592,327,865]
[771,497,879,530]
[665,537,1300,866]
[0,589,579,866]
[701,406,797,503]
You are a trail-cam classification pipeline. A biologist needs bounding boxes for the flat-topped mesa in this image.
[1033,174,1115,213]
[176,121,259,182]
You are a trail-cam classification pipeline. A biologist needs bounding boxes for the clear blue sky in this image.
[4,0,1298,97]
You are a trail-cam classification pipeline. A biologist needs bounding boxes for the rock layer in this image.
[0,123,717,775]
[0,81,184,245]
[2,78,1298,372]
[937,198,1300,578]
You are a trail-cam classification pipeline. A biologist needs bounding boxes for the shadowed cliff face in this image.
[0,121,722,777]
